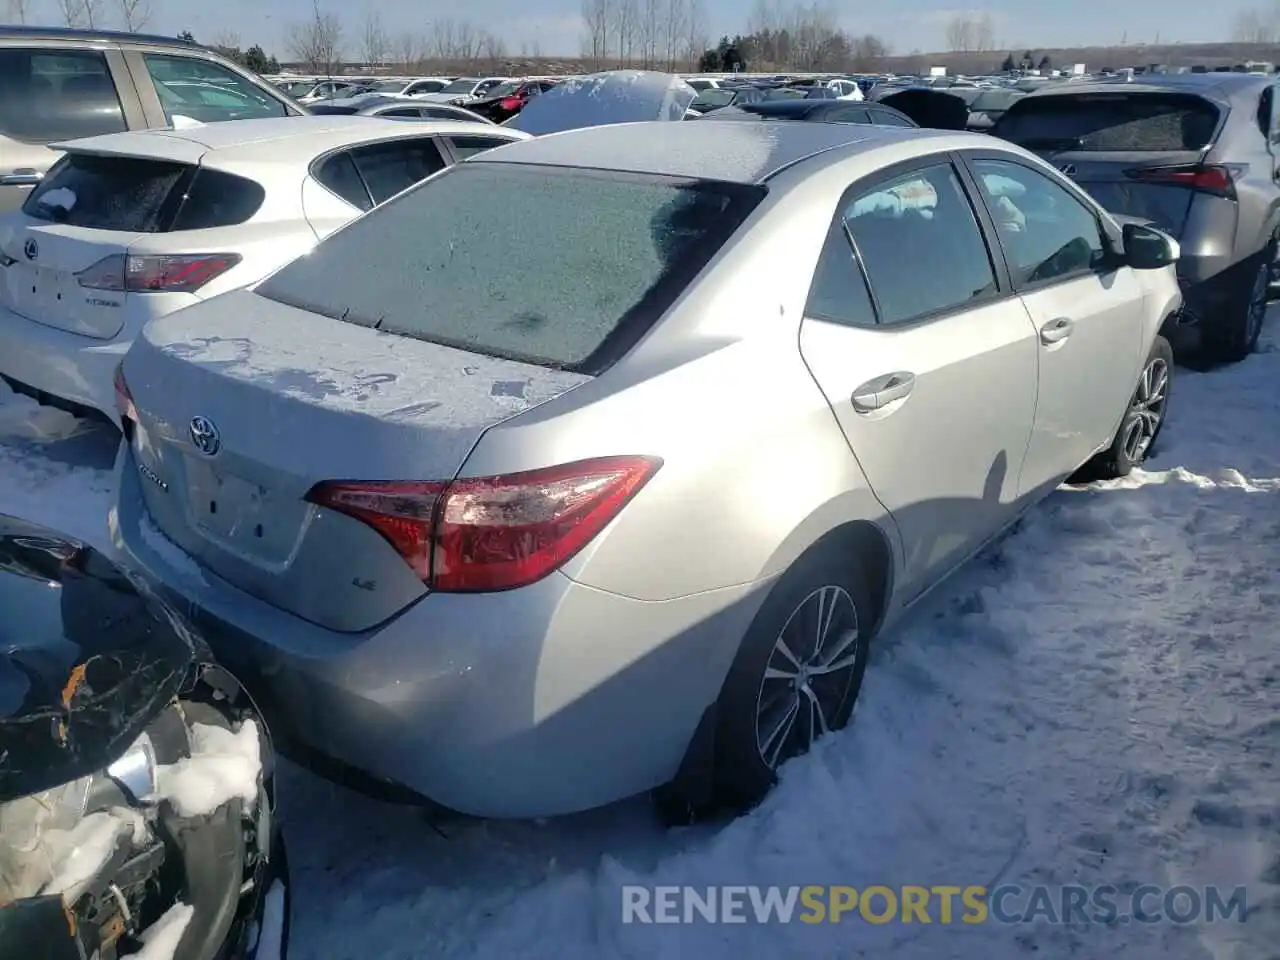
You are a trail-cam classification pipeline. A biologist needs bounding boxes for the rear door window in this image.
[0,49,126,142]
[845,164,998,325]
[870,108,915,127]
[444,135,518,159]
[314,152,373,211]
[348,138,447,205]
[994,93,1220,151]
[256,163,764,372]
[142,54,289,123]
[22,154,187,232]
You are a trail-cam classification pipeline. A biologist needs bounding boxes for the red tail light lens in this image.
[499,96,522,111]
[113,363,137,422]
[76,253,242,293]
[1125,164,1239,196]
[306,456,661,592]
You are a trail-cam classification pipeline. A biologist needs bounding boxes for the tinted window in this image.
[143,54,288,123]
[806,225,876,326]
[349,139,446,205]
[379,107,423,118]
[315,152,372,211]
[256,164,764,371]
[171,169,265,230]
[969,158,1107,286]
[405,80,446,95]
[870,108,914,127]
[308,104,360,115]
[419,106,471,120]
[440,79,479,94]
[23,155,186,232]
[446,135,516,159]
[845,164,997,325]
[824,106,871,123]
[0,49,125,143]
[994,93,1220,151]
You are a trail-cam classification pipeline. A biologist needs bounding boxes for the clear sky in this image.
[8,0,1235,59]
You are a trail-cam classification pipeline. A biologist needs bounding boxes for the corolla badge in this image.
[189,416,221,457]
[22,238,37,260]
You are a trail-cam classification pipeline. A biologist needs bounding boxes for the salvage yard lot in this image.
[1,318,1278,959]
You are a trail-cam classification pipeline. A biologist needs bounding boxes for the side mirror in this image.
[1122,222,1180,270]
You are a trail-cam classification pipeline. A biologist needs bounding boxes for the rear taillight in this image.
[1125,163,1241,197]
[76,253,242,293]
[114,363,137,422]
[499,96,522,111]
[306,456,661,592]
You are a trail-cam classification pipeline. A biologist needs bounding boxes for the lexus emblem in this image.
[1058,163,1077,177]
[188,416,221,457]
[22,238,37,260]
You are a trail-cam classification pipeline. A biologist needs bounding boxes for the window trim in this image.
[809,153,1013,331]
[955,149,1125,295]
[442,133,522,161]
[309,134,450,209]
[804,219,879,329]
[312,150,374,211]
[347,135,449,205]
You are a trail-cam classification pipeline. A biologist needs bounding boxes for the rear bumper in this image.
[110,443,770,818]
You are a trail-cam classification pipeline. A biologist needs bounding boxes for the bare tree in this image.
[359,10,389,67]
[661,0,686,69]
[945,13,975,52]
[429,18,457,64]
[393,31,424,71]
[7,0,31,23]
[972,11,996,52]
[616,0,638,66]
[1232,4,1280,42]
[212,29,241,49]
[638,0,661,67]
[478,29,506,70]
[58,0,85,26]
[287,1,344,75]
[81,0,106,28]
[117,0,152,31]
[580,0,609,68]
[683,0,707,69]
[454,20,479,64]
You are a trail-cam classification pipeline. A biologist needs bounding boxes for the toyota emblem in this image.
[22,238,37,260]
[189,416,221,457]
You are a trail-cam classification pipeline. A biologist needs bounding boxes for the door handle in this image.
[1040,317,1074,344]
[0,172,42,187]
[851,371,916,412]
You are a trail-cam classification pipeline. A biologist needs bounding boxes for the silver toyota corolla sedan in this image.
[109,120,1182,820]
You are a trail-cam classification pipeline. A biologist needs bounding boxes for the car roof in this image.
[473,118,952,184]
[52,116,520,165]
[0,24,195,46]
[1023,73,1272,101]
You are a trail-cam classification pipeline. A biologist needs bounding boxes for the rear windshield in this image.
[995,93,1221,151]
[256,162,764,373]
[23,154,263,232]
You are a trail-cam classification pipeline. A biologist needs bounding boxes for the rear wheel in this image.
[711,546,873,813]
[1206,246,1271,364]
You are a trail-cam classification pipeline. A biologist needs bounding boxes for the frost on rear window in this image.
[22,155,187,232]
[996,93,1220,151]
[256,163,762,371]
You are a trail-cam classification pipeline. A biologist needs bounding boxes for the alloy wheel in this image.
[755,585,861,769]
[1120,356,1169,464]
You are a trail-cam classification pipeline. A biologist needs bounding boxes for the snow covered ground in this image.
[2,318,1278,960]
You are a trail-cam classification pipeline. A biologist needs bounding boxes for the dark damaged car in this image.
[0,514,288,960]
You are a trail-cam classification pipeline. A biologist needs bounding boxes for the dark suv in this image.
[0,27,303,212]
[992,74,1280,363]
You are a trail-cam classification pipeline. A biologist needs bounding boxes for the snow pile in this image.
[0,378,88,444]
[121,901,195,960]
[156,720,261,818]
[508,71,696,135]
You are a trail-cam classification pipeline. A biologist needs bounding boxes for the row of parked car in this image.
[0,22,1269,960]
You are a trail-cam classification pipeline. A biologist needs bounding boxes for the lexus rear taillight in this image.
[76,253,242,293]
[1125,163,1241,197]
[306,456,662,592]
[114,363,137,422]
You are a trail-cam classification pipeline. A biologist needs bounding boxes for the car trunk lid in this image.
[122,289,591,631]
[0,220,141,338]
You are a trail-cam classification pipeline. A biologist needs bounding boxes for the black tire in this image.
[711,545,874,813]
[1205,245,1271,364]
[1078,334,1173,482]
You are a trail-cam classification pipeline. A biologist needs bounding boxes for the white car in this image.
[417,77,511,104]
[0,116,528,427]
